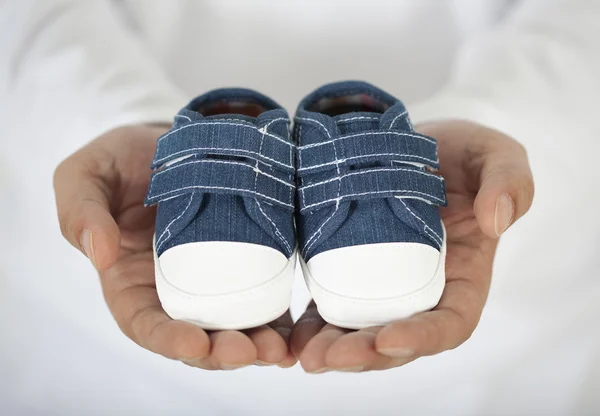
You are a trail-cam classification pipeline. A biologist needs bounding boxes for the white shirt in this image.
[1,1,599,415]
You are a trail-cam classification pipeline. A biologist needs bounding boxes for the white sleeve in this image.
[409,0,600,165]
[0,0,187,136]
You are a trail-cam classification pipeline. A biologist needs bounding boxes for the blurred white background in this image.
[1,1,599,415]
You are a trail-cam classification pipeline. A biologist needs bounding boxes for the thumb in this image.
[53,155,121,271]
[473,138,535,238]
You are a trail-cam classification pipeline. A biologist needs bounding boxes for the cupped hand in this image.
[54,125,296,370]
[290,119,535,373]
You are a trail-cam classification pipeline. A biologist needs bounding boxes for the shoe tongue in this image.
[174,108,265,127]
[333,112,382,134]
[297,81,412,135]
[202,112,259,125]
[180,87,287,126]
[332,102,412,134]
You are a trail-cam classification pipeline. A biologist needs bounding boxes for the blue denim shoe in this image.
[294,81,447,329]
[145,89,296,330]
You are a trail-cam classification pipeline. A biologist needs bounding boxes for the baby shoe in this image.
[294,81,447,329]
[145,88,296,330]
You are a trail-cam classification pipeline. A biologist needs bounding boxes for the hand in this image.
[290,120,535,373]
[54,125,296,370]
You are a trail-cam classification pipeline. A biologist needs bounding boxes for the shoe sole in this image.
[300,228,446,330]
[154,239,296,330]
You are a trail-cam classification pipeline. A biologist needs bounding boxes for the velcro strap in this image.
[151,121,294,172]
[145,159,295,210]
[298,131,439,174]
[299,167,446,212]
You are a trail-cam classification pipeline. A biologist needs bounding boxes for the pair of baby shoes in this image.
[145,81,447,330]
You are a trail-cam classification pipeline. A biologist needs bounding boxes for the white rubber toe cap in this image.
[159,241,288,296]
[154,241,295,330]
[306,242,440,299]
[302,241,446,329]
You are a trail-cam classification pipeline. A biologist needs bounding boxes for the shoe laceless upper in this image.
[145,88,296,281]
[294,81,447,262]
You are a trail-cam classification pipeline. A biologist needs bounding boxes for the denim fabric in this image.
[145,88,295,258]
[294,81,447,261]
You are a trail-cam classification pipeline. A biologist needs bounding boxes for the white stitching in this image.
[264,117,290,126]
[298,153,438,172]
[154,119,292,168]
[302,192,340,257]
[153,159,294,189]
[302,200,336,257]
[153,119,291,168]
[301,190,445,212]
[254,120,292,252]
[289,130,293,167]
[287,125,294,201]
[211,118,253,124]
[399,199,442,248]
[255,201,292,255]
[297,124,304,187]
[298,131,436,150]
[157,121,292,147]
[336,116,379,123]
[299,167,442,191]
[296,124,302,183]
[298,117,341,258]
[155,193,195,253]
[154,147,293,170]
[148,186,293,208]
[254,125,268,192]
[255,119,293,255]
[174,114,192,122]
[295,117,332,140]
[296,115,442,257]
[387,110,408,129]
[184,117,269,125]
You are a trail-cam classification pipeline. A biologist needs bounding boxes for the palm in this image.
[56,120,531,372]
[289,120,530,372]
[68,126,296,369]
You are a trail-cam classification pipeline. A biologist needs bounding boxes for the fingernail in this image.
[254,360,273,367]
[80,229,96,268]
[378,347,414,358]
[277,361,297,369]
[308,367,330,374]
[494,193,514,237]
[220,364,247,371]
[338,366,364,372]
[180,358,200,367]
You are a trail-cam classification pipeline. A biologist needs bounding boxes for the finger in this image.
[324,328,385,371]
[473,136,535,238]
[139,311,212,361]
[274,327,298,368]
[101,253,211,361]
[181,357,218,371]
[290,301,327,359]
[267,310,297,368]
[324,328,414,372]
[54,154,120,270]
[245,325,288,365]
[376,277,486,358]
[299,324,349,373]
[206,331,258,370]
[127,301,211,360]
